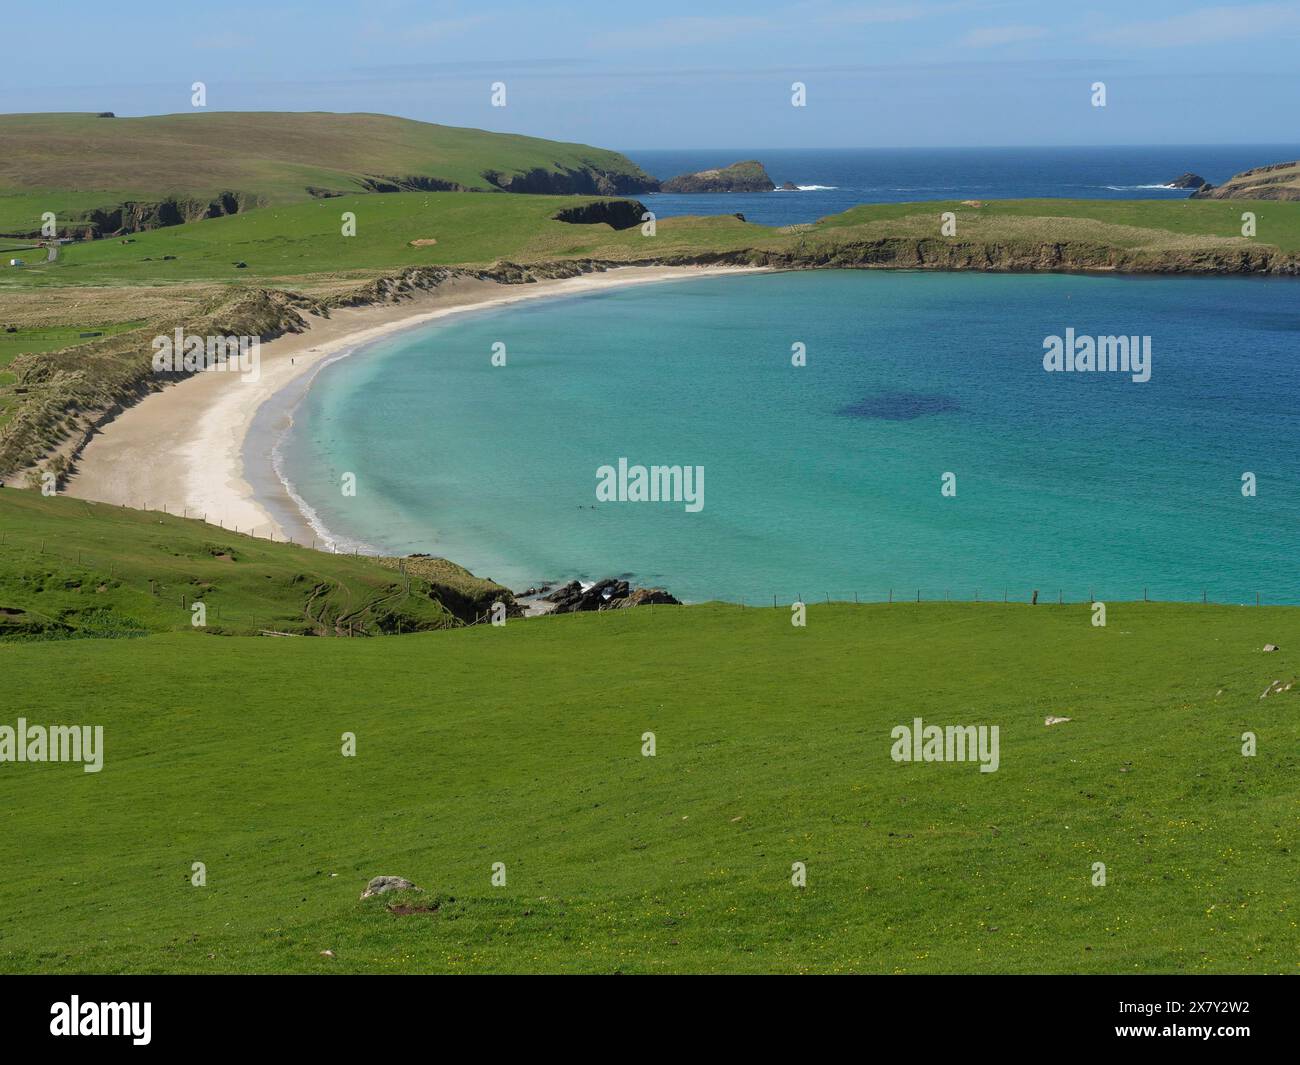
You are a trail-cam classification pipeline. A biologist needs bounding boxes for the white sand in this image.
[65,265,767,541]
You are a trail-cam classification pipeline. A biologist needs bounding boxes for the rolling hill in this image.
[0,112,660,236]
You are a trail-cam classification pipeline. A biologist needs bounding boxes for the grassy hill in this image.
[1193,160,1300,201]
[0,540,1295,972]
[0,492,515,636]
[0,112,660,236]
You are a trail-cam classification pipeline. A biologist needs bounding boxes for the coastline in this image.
[64,264,770,551]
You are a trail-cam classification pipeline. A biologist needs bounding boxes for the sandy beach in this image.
[65,265,767,545]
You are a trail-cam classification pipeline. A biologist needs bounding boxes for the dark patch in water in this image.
[836,391,961,421]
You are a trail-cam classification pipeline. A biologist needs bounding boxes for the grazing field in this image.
[0,506,1295,973]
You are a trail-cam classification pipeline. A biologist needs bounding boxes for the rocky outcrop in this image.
[604,586,682,609]
[483,166,659,196]
[552,199,647,230]
[1191,160,1300,200]
[1168,173,1207,189]
[358,174,469,194]
[360,876,420,899]
[0,192,260,240]
[544,578,681,612]
[383,554,521,624]
[661,161,775,193]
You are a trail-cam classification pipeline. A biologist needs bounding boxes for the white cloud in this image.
[1091,3,1300,48]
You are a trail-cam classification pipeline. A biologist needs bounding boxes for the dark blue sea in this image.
[624,145,1300,225]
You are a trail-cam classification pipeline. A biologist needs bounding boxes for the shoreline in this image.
[65,264,770,555]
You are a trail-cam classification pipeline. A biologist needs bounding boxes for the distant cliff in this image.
[1191,160,1300,200]
[484,167,658,196]
[661,160,776,193]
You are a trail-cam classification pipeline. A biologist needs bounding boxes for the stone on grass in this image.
[360,875,420,900]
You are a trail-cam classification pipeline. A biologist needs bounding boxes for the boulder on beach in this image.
[544,578,681,613]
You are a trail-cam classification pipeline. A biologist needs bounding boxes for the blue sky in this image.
[5,1,1299,149]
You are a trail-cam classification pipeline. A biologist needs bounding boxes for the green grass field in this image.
[2,192,1291,290]
[1,588,1296,973]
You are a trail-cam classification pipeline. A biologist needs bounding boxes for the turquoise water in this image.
[277,271,1300,603]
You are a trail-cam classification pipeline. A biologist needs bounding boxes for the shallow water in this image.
[276,270,1300,604]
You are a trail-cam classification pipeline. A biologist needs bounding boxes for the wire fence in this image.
[0,511,1285,641]
[740,587,1273,608]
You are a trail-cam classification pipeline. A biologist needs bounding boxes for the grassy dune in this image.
[0,589,1295,973]
[0,493,515,637]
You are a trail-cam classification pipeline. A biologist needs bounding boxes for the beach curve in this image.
[64,265,770,545]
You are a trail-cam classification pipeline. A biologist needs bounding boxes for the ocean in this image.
[272,268,1300,605]
[625,145,1300,225]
